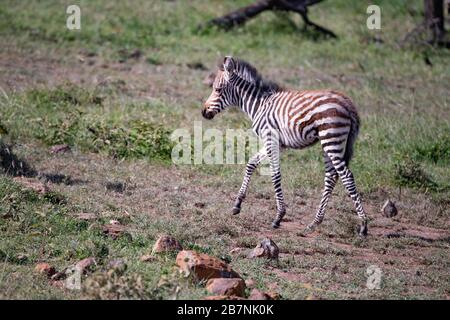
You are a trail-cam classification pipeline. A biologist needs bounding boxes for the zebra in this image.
[201,56,368,236]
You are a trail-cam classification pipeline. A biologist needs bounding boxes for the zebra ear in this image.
[223,56,235,73]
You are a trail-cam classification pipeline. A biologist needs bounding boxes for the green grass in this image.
[0,0,449,300]
[1,86,174,161]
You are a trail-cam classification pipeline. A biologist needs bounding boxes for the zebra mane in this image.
[218,58,281,93]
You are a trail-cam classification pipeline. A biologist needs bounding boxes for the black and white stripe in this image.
[202,56,368,236]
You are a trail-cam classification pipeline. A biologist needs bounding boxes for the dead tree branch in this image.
[202,0,337,38]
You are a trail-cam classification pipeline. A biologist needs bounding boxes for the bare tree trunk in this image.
[424,0,445,44]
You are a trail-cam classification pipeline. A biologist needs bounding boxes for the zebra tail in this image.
[344,108,360,166]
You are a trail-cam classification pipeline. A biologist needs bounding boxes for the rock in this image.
[247,238,279,260]
[176,250,241,281]
[140,254,156,262]
[245,278,256,288]
[102,223,127,239]
[75,257,96,274]
[16,254,28,264]
[50,144,70,154]
[151,235,183,254]
[382,199,398,218]
[109,219,120,225]
[13,177,49,194]
[206,278,246,297]
[248,289,271,300]
[35,263,56,277]
[203,295,246,300]
[265,291,281,300]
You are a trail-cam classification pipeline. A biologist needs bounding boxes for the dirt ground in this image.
[1,45,449,300]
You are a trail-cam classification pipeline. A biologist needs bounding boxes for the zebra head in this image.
[202,56,237,120]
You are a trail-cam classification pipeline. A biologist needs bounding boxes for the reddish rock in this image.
[13,177,49,194]
[247,238,279,260]
[176,250,241,281]
[151,235,183,254]
[34,263,56,277]
[75,257,96,274]
[248,289,272,300]
[102,223,127,239]
[206,278,246,297]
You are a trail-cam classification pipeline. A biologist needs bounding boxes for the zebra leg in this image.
[329,155,368,237]
[264,136,286,229]
[306,154,338,232]
[232,148,267,215]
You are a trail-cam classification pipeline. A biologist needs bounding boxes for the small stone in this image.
[382,199,398,218]
[35,263,56,277]
[176,250,241,281]
[265,291,281,300]
[245,278,256,288]
[248,289,271,300]
[16,254,28,263]
[247,238,279,260]
[102,223,127,239]
[140,254,156,262]
[75,257,96,274]
[50,144,70,154]
[151,235,183,254]
[206,278,246,297]
[109,219,120,225]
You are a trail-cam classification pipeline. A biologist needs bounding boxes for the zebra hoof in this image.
[232,207,241,215]
[303,223,317,235]
[271,220,281,229]
[357,224,368,237]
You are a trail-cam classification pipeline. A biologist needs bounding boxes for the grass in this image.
[0,0,449,299]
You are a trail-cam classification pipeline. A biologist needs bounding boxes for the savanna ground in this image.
[0,0,449,299]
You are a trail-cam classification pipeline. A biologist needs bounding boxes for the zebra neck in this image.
[236,84,266,121]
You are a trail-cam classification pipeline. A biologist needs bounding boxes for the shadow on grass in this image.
[0,142,37,177]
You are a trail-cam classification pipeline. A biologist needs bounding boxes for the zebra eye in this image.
[215,88,223,94]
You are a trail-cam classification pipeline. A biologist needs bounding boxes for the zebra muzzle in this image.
[202,109,215,120]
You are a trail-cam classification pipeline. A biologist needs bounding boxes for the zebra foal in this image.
[202,56,368,236]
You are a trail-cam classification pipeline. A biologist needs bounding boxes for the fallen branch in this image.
[202,0,337,38]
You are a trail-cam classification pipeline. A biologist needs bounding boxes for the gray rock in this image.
[382,199,398,218]
[247,238,279,260]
